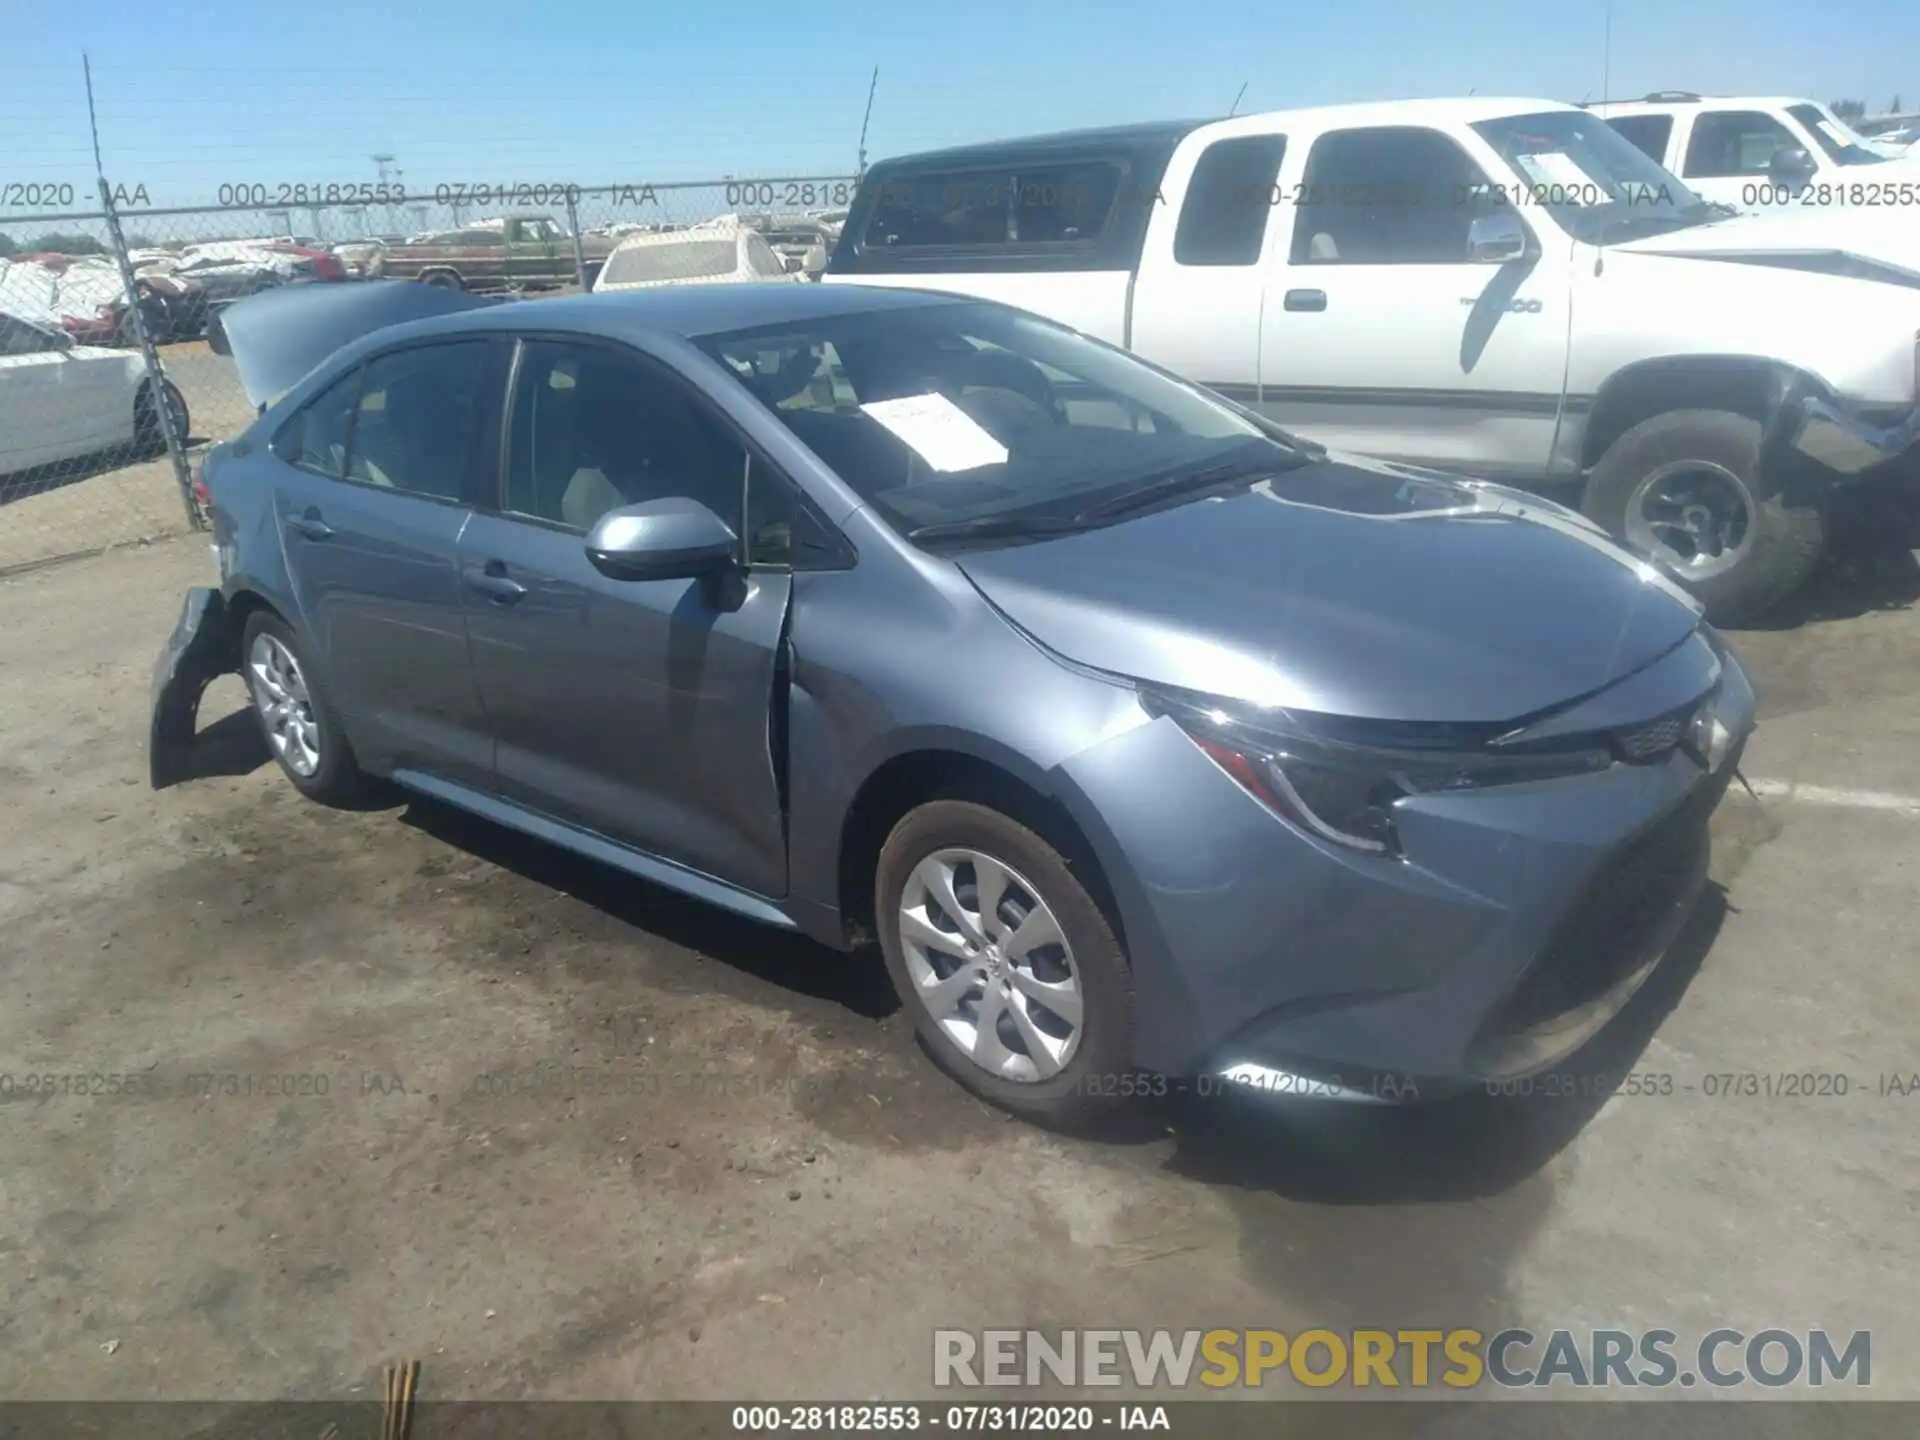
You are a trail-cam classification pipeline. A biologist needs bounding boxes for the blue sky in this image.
[2,0,1916,216]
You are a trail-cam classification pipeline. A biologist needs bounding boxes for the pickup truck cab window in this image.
[1289,127,1494,265]
[1682,110,1801,178]
[1174,135,1287,266]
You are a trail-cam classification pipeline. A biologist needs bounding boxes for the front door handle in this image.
[285,510,334,541]
[463,559,528,604]
[1284,289,1328,312]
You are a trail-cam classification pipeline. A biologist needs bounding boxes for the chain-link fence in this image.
[0,173,856,576]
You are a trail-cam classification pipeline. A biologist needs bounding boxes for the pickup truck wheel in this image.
[1583,409,1825,625]
[876,801,1135,1131]
[420,270,464,291]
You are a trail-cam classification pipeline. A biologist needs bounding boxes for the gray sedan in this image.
[151,280,1754,1126]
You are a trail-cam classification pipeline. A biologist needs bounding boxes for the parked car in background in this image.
[827,99,1920,622]
[365,214,615,292]
[749,213,843,278]
[146,240,350,340]
[0,309,187,473]
[1855,114,1920,157]
[159,280,1753,1126]
[592,221,798,292]
[1589,92,1920,211]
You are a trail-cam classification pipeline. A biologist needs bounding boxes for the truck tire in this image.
[420,270,464,291]
[1582,409,1825,625]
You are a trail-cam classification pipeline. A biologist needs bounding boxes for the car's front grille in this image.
[1614,707,1693,762]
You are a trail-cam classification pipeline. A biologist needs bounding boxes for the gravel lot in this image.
[1,523,1917,1406]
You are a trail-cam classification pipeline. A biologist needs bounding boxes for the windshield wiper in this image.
[905,512,1095,546]
[1070,457,1290,524]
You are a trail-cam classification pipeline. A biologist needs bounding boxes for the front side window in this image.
[1175,135,1288,266]
[503,340,746,533]
[1683,110,1803,178]
[347,342,490,500]
[1289,127,1495,265]
[695,300,1308,544]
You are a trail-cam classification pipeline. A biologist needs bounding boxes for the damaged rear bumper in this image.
[149,586,238,789]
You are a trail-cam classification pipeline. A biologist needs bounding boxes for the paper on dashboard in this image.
[860,392,1010,472]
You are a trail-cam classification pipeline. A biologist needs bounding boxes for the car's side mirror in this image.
[584,497,739,582]
[1768,146,1817,187]
[1467,210,1533,264]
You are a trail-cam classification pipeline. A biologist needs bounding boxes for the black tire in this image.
[1582,409,1826,625]
[421,269,464,291]
[239,610,368,805]
[134,379,190,455]
[875,800,1135,1128]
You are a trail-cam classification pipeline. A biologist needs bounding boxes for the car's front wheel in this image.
[1582,408,1826,625]
[240,611,367,804]
[875,801,1135,1128]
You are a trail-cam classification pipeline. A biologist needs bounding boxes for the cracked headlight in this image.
[1142,686,1614,857]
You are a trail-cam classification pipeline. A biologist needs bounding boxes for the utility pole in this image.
[856,65,879,179]
[1602,2,1612,106]
[372,153,397,234]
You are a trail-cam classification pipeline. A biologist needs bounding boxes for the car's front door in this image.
[1255,124,1572,482]
[266,338,500,786]
[457,336,792,899]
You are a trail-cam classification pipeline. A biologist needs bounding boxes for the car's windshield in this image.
[1472,110,1716,245]
[1787,104,1892,166]
[695,301,1312,545]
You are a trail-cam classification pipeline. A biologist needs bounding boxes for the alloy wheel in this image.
[1625,460,1756,580]
[897,847,1083,1082]
[247,632,322,777]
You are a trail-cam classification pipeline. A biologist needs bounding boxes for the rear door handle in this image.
[463,559,527,604]
[285,511,334,541]
[1283,289,1327,312]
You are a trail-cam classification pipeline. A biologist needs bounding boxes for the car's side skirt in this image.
[389,768,798,932]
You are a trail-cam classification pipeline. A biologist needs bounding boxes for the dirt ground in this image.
[1,526,1917,1406]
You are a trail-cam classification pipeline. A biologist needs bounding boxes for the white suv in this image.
[1590,92,1920,215]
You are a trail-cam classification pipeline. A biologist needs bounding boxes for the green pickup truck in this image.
[365,213,617,292]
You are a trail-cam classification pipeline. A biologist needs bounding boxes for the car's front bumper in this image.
[149,586,238,789]
[1789,391,1920,479]
[1056,635,1757,1099]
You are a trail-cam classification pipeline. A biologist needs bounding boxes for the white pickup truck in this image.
[1590,93,1920,213]
[825,97,1920,621]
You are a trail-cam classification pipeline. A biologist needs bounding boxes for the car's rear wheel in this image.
[241,611,367,804]
[1582,409,1825,625]
[875,801,1135,1128]
[421,269,464,291]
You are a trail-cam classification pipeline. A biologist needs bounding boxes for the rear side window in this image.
[1174,134,1288,266]
[1605,113,1674,164]
[346,342,490,501]
[273,368,363,477]
[862,162,1123,250]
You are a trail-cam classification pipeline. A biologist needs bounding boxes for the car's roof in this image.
[864,99,1579,175]
[389,282,967,347]
[1589,95,1820,115]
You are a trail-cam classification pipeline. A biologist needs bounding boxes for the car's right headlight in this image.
[1141,685,1614,857]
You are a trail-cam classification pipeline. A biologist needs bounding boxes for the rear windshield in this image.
[601,238,738,285]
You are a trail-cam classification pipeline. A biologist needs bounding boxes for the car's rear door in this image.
[0,318,120,469]
[456,335,793,899]
[267,337,502,787]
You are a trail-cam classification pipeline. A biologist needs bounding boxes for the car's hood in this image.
[953,454,1704,725]
[1613,205,1920,287]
